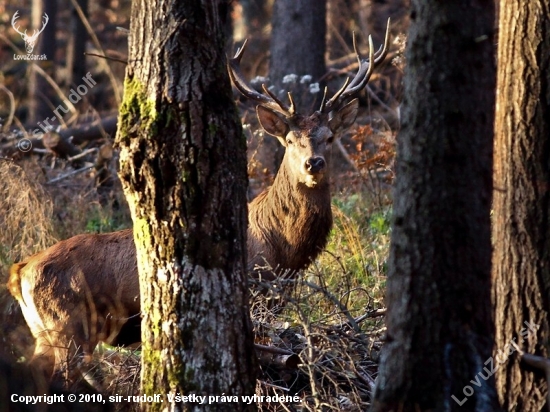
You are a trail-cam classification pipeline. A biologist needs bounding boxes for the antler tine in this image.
[262,85,295,116]
[321,18,391,113]
[227,40,292,117]
[233,38,248,62]
[287,92,296,115]
[319,86,329,112]
[337,35,376,99]
[383,18,392,56]
[373,18,391,65]
[321,77,350,112]
[353,31,361,66]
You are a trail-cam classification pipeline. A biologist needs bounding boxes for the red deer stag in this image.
[8,24,390,380]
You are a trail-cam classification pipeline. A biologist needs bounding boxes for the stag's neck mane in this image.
[249,157,333,271]
[269,157,331,209]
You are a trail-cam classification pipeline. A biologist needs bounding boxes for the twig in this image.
[68,0,122,105]
[254,343,294,356]
[85,52,127,65]
[303,280,360,332]
[46,165,94,184]
[335,139,361,173]
[365,85,396,115]
[67,148,98,163]
[258,380,290,392]
[354,308,387,324]
[32,64,78,119]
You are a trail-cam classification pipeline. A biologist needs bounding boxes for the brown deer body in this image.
[8,25,390,379]
[247,110,346,278]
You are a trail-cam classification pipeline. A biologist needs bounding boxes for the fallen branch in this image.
[45,164,94,185]
[255,343,300,369]
[1,115,117,156]
[254,343,294,356]
[355,308,387,324]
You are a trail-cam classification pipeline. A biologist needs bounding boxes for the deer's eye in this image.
[286,137,293,145]
[327,135,334,144]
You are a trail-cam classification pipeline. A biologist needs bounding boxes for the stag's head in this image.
[228,20,390,188]
[12,11,49,54]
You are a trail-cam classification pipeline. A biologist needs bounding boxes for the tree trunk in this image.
[267,0,327,171]
[270,0,326,112]
[66,0,88,88]
[28,0,57,124]
[240,0,271,38]
[358,0,410,45]
[326,0,353,60]
[116,1,257,411]
[492,0,550,409]
[372,1,499,410]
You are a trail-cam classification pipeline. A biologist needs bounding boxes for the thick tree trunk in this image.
[116,1,257,411]
[270,0,326,112]
[372,1,499,410]
[492,0,550,409]
[267,0,327,171]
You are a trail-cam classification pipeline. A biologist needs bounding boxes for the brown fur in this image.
[10,229,139,378]
[247,156,333,278]
[8,100,359,380]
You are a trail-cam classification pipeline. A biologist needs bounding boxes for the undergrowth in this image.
[0,122,394,411]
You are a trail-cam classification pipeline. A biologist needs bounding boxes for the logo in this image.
[11,10,49,55]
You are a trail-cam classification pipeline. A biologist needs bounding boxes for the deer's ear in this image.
[257,106,289,144]
[329,98,359,135]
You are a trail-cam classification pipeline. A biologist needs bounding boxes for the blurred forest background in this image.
[0,0,409,410]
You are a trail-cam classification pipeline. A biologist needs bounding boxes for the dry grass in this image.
[0,115,394,412]
[0,158,57,269]
[0,158,58,361]
[0,155,131,370]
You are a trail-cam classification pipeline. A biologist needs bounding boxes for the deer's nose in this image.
[305,157,326,173]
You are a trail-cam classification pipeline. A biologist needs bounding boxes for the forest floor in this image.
[0,0,405,409]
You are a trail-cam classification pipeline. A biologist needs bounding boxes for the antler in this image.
[11,11,26,36]
[228,40,296,117]
[319,18,391,113]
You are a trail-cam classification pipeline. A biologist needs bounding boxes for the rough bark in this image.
[492,0,550,409]
[372,1,499,410]
[116,1,256,411]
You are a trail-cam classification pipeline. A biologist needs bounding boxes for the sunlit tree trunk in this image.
[116,1,257,410]
[492,0,550,409]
